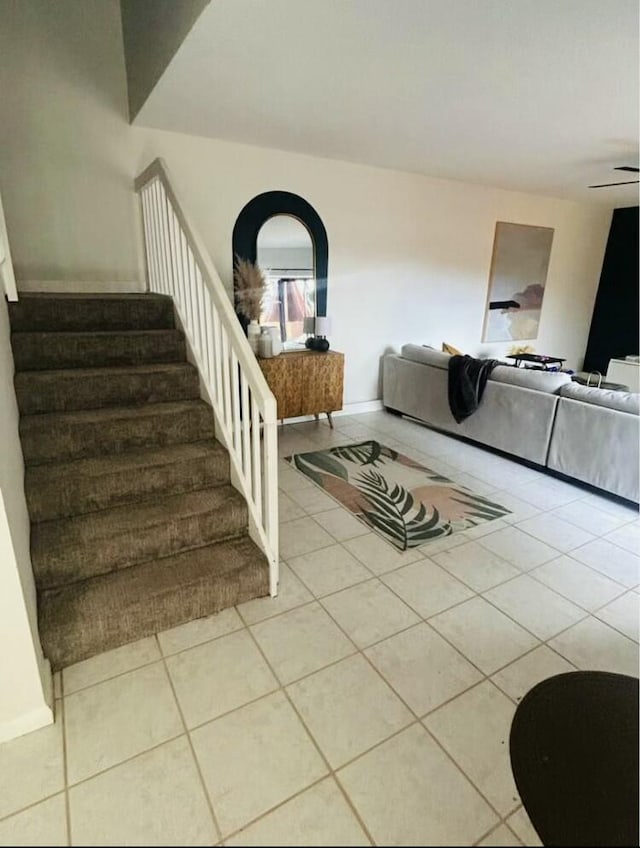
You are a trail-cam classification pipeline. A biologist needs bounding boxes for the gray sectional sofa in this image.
[382,344,640,503]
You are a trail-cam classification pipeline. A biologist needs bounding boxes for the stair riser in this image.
[15,367,200,414]
[12,331,185,371]
[9,297,174,333]
[39,551,269,671]
[20,407,214,465]
[26,452,230,523]
[32,498,248,589]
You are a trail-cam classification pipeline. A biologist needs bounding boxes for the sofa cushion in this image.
[490,365,572,394]
[559,382,640,415]
[401,344,451,370]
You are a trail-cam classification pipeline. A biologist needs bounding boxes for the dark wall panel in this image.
[583,206,639,374]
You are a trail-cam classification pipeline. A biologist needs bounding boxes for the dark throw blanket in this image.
[448,355,500,423]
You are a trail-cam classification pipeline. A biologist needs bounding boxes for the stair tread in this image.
[15,362,197,380]
[32,485,248,588]
[35,485,245,544]
[25,440,229,522]
[20,398,210,428]
[26,440,226,484]
[14,293,171,301]
[11,329,182,339]
[39,536,270,670]
[9,295,176,334]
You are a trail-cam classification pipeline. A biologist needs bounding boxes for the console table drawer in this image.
[258,350,344,423]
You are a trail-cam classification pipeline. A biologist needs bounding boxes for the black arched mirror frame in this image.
[232,191,328,333]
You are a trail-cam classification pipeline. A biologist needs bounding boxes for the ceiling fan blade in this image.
[588,180,640,188]
[614,166,640,173]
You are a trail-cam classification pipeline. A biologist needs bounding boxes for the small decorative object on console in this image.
[305,316,331,352]
[247,320,261,354]
[258,327,274,358]
[233,256,266,324]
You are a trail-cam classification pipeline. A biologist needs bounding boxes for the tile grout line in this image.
[274,520,595,699]
[154,634,224,844]
[308,586,513,832]
[215,774,354,846]
[364,556,588,697]
[59,675,72,847]
[62,654,168,698]
[240,622,377,846]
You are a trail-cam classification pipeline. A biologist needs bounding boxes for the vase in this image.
[267,326,282,356]
[258,327,274,358]
[247,320,261,354]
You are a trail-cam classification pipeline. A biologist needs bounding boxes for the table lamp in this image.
[304,316,332,351]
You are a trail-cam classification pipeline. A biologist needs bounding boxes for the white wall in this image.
[0,0,143,286]
[137,131,611,400]
[0,294,52,742]
[0,0,613,406]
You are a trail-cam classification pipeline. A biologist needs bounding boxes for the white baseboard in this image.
[338,400,384,416]
[18,280,145,294]
[0,703,54,745]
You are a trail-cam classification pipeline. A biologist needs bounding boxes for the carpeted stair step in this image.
[11,329,185,371]
[15,363,200,414]
[38,535,270,670]
[32,486,248,590]
[8,293,174,333]
[20,399,214,465]
[25,441,230,522]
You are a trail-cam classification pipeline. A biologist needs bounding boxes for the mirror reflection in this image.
[257,215,315,345]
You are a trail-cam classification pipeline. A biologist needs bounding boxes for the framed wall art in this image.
[482,221,555,342]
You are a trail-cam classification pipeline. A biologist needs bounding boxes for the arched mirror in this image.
[232,190,328,345]
[257,215,315,344]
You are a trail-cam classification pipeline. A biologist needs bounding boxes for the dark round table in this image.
[509,671,639,847]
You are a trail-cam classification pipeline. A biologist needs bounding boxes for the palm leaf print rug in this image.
[286,440,511,551]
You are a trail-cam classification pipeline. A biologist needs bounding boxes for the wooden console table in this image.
[258,350,344,426]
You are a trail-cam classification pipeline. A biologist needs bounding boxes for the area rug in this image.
[510,671,639,847]
[286,440,511,551]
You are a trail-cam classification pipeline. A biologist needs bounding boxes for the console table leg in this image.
[326,412,334,429]
[314,414,320,422]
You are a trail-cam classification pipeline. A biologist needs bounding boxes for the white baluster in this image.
[141,191,157,292]
[241,373,251,480]
[251,395,262,510]
[231,350,241,456]
[221,330,232,434]
[213,310,223,408]
[152,182,168,294]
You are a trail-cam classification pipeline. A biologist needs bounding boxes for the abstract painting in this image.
[482,222,555,342]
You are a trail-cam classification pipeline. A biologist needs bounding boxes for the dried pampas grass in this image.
[234,256,266,322]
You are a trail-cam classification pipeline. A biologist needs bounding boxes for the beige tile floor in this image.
[0,410,638,846]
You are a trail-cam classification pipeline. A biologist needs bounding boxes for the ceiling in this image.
[136,0,639,207]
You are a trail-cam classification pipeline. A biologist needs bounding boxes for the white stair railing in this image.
[135,159,278,595]
[0,187,18,302]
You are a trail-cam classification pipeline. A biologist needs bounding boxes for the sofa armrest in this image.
[548,398,639,502]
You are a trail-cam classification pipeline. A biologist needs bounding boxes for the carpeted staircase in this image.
[9,293,269,671]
